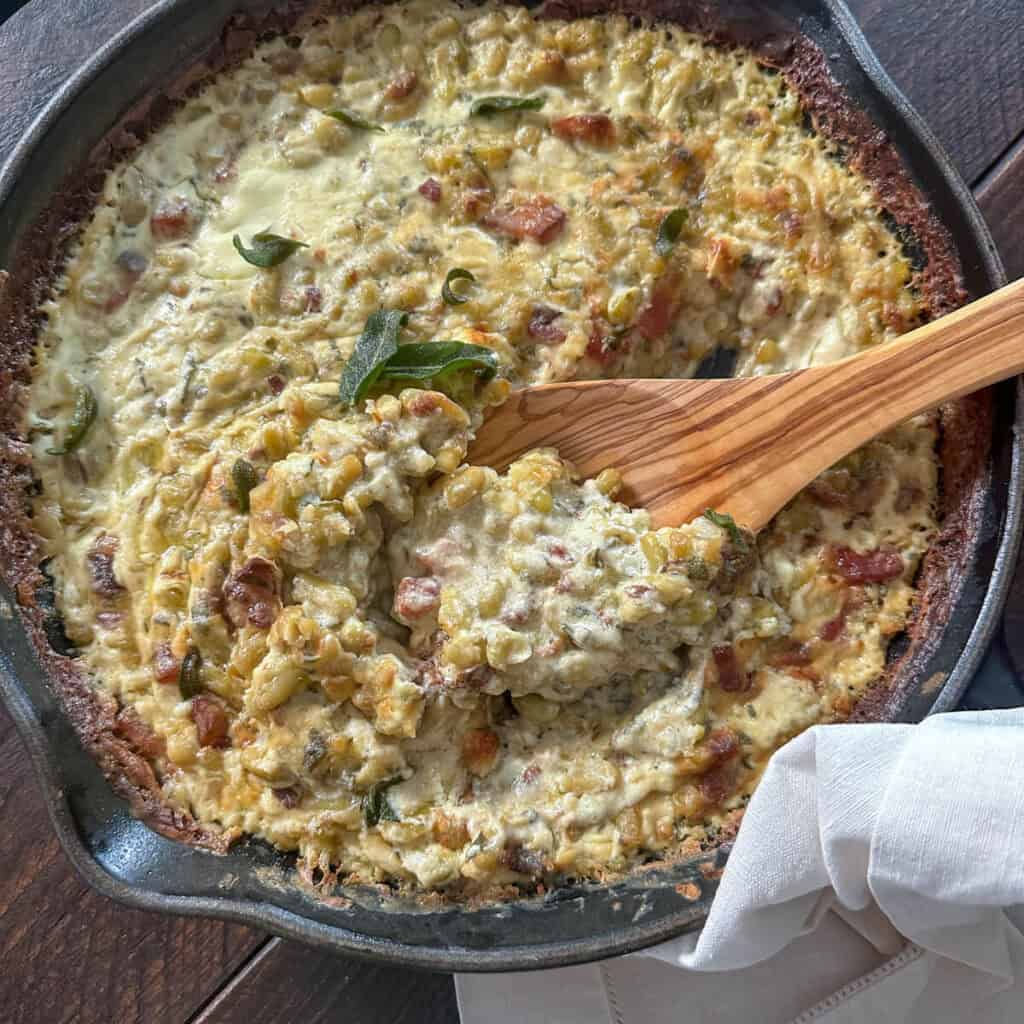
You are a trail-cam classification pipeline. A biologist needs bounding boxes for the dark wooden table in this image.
[1,2,1023,1021]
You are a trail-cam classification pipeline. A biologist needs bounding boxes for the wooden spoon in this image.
[469,277,1024,530]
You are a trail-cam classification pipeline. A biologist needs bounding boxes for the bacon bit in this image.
[881,302,906,332]
[481,195,566,244]
[267,374,286,395]
[764,286,784,317]
[500,842,545,876]
[705,726,740,765]
[636,271,683,341]
[393,576,441,620]
[585,317,620,365]
[712,645,751,693]
[516,763,542,790]
[384,69,418,100]
[153,642,180,684]
[819,602,849,642]
[527,305,567,343]
[303,286,322,312]
[406,390,443,416]
[415,538,460,573]
[150,198,194,240]
[418,177,442,203]
[191,694,230,749]
[87,535,125,596]
[114,707,165,759]
[769,641,813,667]
[778,210,803,241]
[458,186,493,221]
[223,557,281,629]
[827,544,904,585]
[432,811,471,850]
[463,728,500,776]
[706,238,737,287]
[700,760,738,806]
[273,785,302,808]
[551,113,615,144]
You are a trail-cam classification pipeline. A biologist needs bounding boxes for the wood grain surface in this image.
[0,1,1021,1022]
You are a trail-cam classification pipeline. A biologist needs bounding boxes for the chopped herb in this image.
[362,777,402,827]
[327,108,385,133]
[376,341,497,386]
[655,208,688,256]
[704,508,743,545]
[231,458,260,513]
[179,646,203,699]
[232,232,308,268]
[47,384,98,455]
[441,267,476,305]
[470,94,546,117]
[339,310,409,405]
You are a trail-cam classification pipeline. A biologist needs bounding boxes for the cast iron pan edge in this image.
[0,0,1019,971]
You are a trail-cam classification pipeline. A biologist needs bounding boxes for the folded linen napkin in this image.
[457,709,1024,1023]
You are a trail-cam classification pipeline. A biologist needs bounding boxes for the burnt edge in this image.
[0,0,990,897]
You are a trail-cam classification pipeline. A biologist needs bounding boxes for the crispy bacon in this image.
[153,642,180,684]
[827,544,904,585]
[267,373,286,395]
[705,726,740,765]
[635,271,682,341]
[551,113,615,144]
[463,727,500,776]
[819,604,849,642]
[585,318,619,366]
[481,195,566,244]
[191,694,230,749]
[87,535,125,597]
[418,177,442,203]
[700,759,738,806]
[384,69,418,100]
[150,197,194,240]
[393,576,441,620]
[223,557,281,629]
[769,641,813,668]
[712,644,750,693]
[527,305,567,343]
[500,842,545,876]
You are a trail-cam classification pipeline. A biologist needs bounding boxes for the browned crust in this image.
[0,0,990,888]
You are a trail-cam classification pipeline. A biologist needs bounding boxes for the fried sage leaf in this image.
[655,208,688,256]
[362,777,402,827]
[377,342,498,385]
[704,508,743,545]
[327,108,385,133]
[339,310,409,405]
[231,458,260,513]
[441,267,477,305]
[179,646,204,700]
[47,384,98,455]
[233,232,309,268]
[470,94,546,116]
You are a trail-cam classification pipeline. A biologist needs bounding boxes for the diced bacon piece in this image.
[635,271,682,341]
[827,544,904,585]
[699,759,738,806]
[191,694,230,749]
[819,604,849,642]
[769,641,813,667]
[551,113,615,144]
[463,728,500,776]
[481,195,566,244]
[267,374,286,395]
[153,642,180,684]
[223,557,281,630]
[385,69,418,100]
[712,645,750,693]
[585,317,620,365]
[415,538,460,573]
[87,535,125,596]
[418,177,442,202]
[705,726,740,765]
[500,842,545,875]
[150,197,194,240]
[527,305,567,343]
[393,576,441,620]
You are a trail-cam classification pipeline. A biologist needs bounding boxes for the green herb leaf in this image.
[233,232,309,268]
[470,94,546,117]
[376,341,498,386]
[704,508,743,545]
[327,108,385,133]
[362,777,402,827]
[179,646,204,700]
[47,384,98,455]
[339,310,409,405]
[231,458,260,513]
[655,208,688,256]
[441,267,477,306]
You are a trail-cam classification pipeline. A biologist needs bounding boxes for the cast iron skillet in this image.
[0,0,1019,972]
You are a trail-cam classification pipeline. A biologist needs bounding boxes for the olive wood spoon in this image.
[469,277,1024,530]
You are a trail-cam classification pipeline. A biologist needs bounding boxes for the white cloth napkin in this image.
[456,709,1024,1023]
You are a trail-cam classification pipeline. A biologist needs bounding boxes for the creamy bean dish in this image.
[29,0,939,896]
